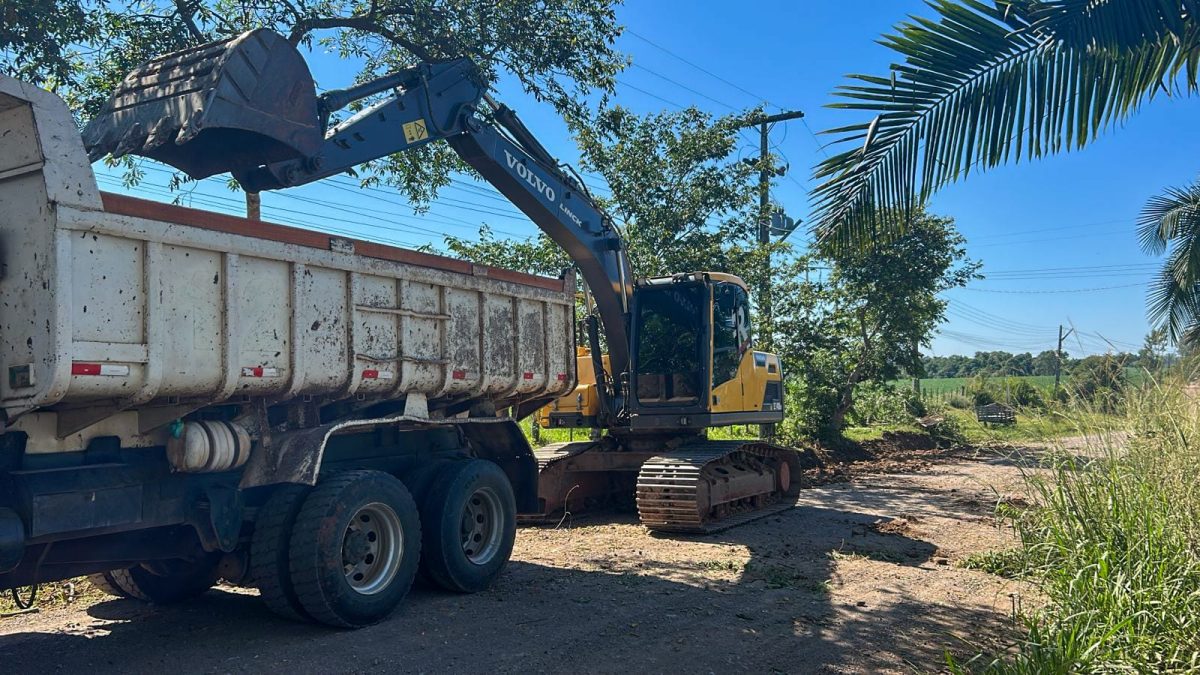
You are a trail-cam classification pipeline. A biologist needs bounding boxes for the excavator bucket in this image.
[82,29,323,179]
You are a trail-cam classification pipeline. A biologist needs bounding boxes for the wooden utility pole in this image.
[747,110,804,351]
[246,192,261,220]
[1054,324,1074,391]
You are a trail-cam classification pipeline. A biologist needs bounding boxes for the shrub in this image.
[946,393,972,409]
[1008,379,1045,409]
[970,388,995,406]
[1068,354,1126,413]
[847,382,923,426]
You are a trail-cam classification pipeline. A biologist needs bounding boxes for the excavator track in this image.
[635,440,803,534]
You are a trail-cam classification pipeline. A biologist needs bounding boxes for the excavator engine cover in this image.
[82,29,323,179]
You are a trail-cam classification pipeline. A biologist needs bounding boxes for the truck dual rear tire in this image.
[419,460,517,593]
[287,470,421,628]
[250,484,312,621]
[90,556,220,604]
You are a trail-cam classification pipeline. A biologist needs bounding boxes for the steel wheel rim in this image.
[461,487,503,565]
[342,502,403,595]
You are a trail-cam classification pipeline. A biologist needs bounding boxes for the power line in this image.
[967,217,1132,242]
[623,30,816,185]
[627,28,780,108]
[962,282,1148,294]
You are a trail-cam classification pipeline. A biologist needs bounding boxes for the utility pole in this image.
[1054,324,1074,391]
[740,109,804,351]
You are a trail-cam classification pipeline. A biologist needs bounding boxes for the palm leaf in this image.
[812,0,1200,247]
[1138,179,1200,342]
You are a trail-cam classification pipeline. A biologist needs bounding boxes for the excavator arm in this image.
[82,29,633,414]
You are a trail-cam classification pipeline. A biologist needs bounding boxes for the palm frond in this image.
[812,0,1200,247]
[1137,182,1200,254]
[1141,179,1200,342]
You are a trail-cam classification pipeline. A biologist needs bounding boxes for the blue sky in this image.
[95,1,1200,357]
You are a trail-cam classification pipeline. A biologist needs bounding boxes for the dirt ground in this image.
[0,440,1043,674]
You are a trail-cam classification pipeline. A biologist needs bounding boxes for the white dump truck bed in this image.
[0,75,576,444]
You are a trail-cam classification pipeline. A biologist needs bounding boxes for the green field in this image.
[913,375,1056,395]
[889,375,1058,398]
[897,367,1147,399]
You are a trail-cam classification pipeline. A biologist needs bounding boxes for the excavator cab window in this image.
[633,284,706,406]
[712,282,752,389]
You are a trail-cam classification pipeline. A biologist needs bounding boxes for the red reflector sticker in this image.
[523,371,535,380]
[362,369,379,379]
[71,363,130,376]
[452,369,467,380]
[72,363,100,376]
[556,372,568,381]
[241,366,279,378]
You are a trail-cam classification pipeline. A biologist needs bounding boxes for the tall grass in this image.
[958,375,1200,672]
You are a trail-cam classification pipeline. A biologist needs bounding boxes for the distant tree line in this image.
[921,329,1176,379]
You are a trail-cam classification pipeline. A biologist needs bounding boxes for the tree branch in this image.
[174,0,206,41]
[286,7,433,62]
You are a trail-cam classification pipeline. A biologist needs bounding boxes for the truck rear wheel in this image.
[250,484,311,621]
[87,571,134,599]
[419,460,517,593]
[288,470,421,628]
[105,556,221,604]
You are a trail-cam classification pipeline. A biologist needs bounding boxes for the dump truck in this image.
[0,74,575,627]
[0,29,799,628]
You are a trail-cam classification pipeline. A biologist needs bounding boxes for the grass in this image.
[0,579,106,614]
[943,407,1119,445]
[950,376,1200,673]
[958,548,1029,579]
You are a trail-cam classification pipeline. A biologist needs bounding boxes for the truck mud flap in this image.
[241,414,539,513]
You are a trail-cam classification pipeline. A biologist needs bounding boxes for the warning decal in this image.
[403,119,429,144]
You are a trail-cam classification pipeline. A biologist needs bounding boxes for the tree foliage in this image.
[1,0,626,205]
[442,225,570,277]
[568,104,767,279]
[812,0,1200,246]
[448,104,771,284]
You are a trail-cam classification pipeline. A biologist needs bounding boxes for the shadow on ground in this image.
[0,462,1021,674]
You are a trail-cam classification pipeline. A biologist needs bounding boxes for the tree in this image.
[1138,181,1200,344]
[567,105,767,280]
[0,0,99,87]
[448,105,770,288]
[774,210,980,435]
[1069,353,1127,411]
[442,226,569,277]
[1,1,626,207]
[1137,326,1171,371]
[1032,349,1061,376]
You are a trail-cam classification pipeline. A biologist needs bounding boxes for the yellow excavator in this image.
[83,29,798,533]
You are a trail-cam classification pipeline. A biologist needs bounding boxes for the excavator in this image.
[83,29,799,533]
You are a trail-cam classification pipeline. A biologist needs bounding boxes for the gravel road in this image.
[0,444,1038,674]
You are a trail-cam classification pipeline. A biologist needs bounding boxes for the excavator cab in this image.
[539,273,784,432]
